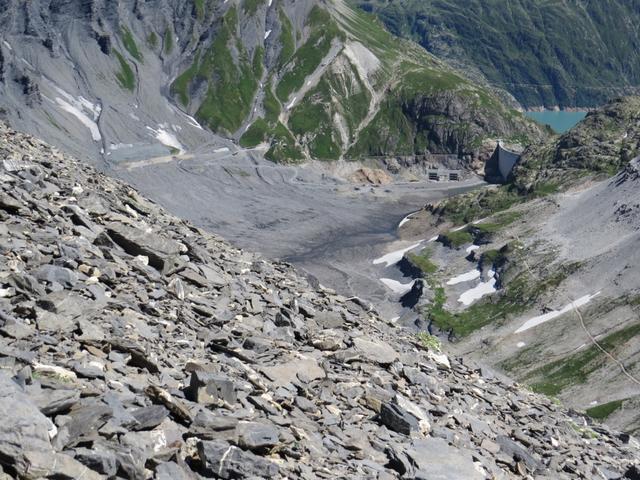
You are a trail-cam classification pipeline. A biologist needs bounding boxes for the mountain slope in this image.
[390,97,640,432]
[0,121,638,479]
[356,0,640,109]
[512,96,640,192]
[0,0,542,166]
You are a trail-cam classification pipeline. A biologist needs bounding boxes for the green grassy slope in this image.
[169,0,543,163]
[355,0,640,108]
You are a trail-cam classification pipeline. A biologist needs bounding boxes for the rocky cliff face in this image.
[0,124,638,478]
[0,0,542,166]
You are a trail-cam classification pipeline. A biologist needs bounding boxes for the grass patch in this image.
[278,8,295,68]
[437,186,524,225]
[147,31,158,49]
[164,27,174,55]
[114,50,136,91]
[532,181,560,196]
[276,6,343,101]
[528,322,640,396]
[569,422,599,440]
[172,52,200,106]
[194,0,205,20]
[121,26,143,62]
[586,399,625,420]
[407,249,438,275]
[239,118,269,147]
[425,262,575,338]
[416,332,441,352]
[184,7,261,133]
[263,83,281,122]
[265,122,304,163]
[440,229,473,248]
[481,248,508,268]
[243,0,262,14]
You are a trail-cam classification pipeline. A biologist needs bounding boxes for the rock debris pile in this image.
[0,122,638,479]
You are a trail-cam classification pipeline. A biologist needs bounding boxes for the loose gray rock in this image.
[187,371,237,406]
[197,440,279,479]
[236,421,280,451]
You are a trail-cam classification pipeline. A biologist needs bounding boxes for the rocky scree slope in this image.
[356,0,640,109]
[0,0,542,165]
[0,126,639,478]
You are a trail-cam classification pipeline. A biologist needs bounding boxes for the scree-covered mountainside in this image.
[355,0,640,109]
[0,121,639,479]
[389,96,640,435]
[0,0,542,166]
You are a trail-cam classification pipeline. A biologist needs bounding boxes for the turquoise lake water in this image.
[524,110,588,134]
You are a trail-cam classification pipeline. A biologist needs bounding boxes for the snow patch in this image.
[451,224,468,232]
[398,214,413,228]
[466,245,480,254]
[428,236,439,242]
[458,277,497,306]
[264,30,272,40]
[517,342,526,348]
[447,269,480,286]
[373,241,423,267]
[109,143,134,151]
[51,86,102,142]
[380,278,415,295]
[287,97,297,110]
[185,114,203,130]
[515,292,601,334]
[146,125,184,153]
[3,41,12,51]
[213,147,230,153]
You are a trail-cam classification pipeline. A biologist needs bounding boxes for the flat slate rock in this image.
[394,437,485,480]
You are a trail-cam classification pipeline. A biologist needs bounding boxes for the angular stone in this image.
[22,451,104,480]
[34,264,78,289]
[191,409,239,438]
[380,401,420,435]
[145,385,192,425]
[236,421,280,451]
[199,264,229,286]
[261,355,326,386]
[352,336,399,365]
[315,310,342,328]
[187,371,237,406]
[121,419,183,461]
[27,386,80,416]
[6,272,46,297]
[390,438,485,479]
[0,192,22,214]
[198,440,279,479]
[311,329,344,351]
[73,447,118,476]
[106,222,182,271]
[0,373,55,476]
[496,435,545,472]
[131,405,170,430]
[52,403,113,450]
[155,461,194,480]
